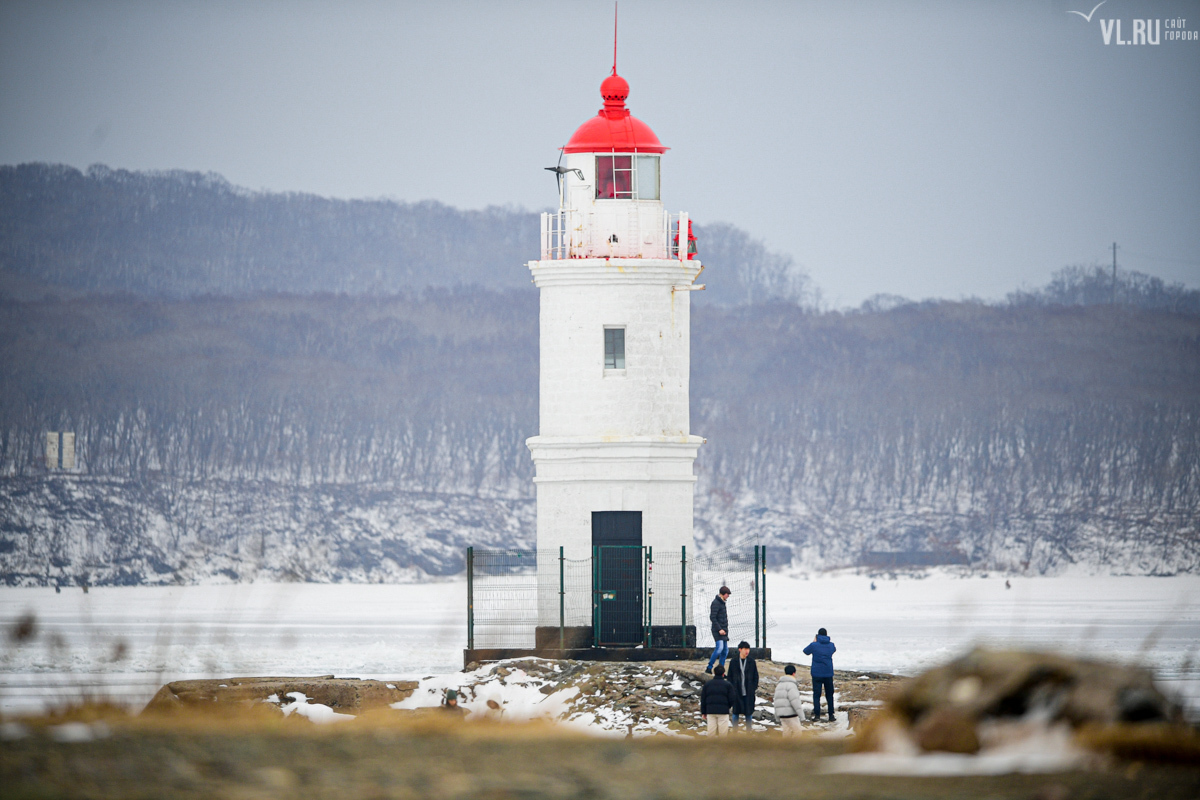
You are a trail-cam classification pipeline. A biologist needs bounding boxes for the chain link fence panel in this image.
[468,543,773,651]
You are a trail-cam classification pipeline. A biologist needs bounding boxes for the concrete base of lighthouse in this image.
[528,435,703,635]
[461,645,773,670]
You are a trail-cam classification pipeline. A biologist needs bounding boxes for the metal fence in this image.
[465,548,540,649]
[692,541,776,649]
[466,542,773,651]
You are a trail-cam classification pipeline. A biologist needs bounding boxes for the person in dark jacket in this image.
[700,664,737,737]
[803,627,837,721]
[705,586,731,674]
[440,688,466,717]
[726,640,759,731]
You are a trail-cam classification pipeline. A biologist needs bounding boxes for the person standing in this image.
[700,664,736,737]
[803,627,837,722]
[773,664,804,737]
[705,586,731,674]
[726,640,759,731]
[441,688,466,717]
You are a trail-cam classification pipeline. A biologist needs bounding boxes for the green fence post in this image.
[647,546,653,648]
[680,545,687,649]
[754,545,760,648]
[466,546,474,652]
[592,546,599,649]
[642,548,649,647]
[559,546,565,651]
[762,546,768,650]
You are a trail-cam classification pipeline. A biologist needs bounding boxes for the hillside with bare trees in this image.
[0,164,1196,584]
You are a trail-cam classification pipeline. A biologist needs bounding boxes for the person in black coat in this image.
[700,664,737,737]
[726,640,759,731]
[705,586,731,674]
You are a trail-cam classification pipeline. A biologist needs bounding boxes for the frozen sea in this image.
[2,573,1198,717]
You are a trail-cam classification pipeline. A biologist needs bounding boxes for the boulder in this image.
[846,706,880,731]
[856,648,1189,760]
[889,648,1180,730]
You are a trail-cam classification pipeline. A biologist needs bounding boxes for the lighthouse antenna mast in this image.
[612,2,618,75]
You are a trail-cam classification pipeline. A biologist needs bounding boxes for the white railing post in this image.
[678,212,688,264]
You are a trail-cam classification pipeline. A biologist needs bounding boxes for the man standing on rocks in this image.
[700,664,736,737]
[705,586,731,674]
[803,627,837,722]
[727,641,759,731]
[773,664,804,737]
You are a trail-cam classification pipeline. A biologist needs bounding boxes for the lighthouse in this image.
[527,69,704,648]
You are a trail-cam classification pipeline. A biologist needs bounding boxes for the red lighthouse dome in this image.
[562,73,667,154]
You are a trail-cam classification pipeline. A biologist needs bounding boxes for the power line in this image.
[1119,250,1200,267]
[1112,241,1118,305]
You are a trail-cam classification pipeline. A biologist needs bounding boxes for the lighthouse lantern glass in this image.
[596,156,632,199]
[635,156,659,201]
[595,154,659,201]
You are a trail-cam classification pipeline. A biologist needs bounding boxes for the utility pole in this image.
[1112,242,1118,305]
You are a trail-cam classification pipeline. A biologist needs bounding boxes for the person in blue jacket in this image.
[803,627,837,722]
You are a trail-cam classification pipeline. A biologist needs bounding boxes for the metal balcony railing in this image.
[540,210,690,261]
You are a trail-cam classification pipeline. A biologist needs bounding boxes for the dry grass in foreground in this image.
[2,705,1199,800]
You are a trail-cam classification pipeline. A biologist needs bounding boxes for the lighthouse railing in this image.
[541,211,569,260]
[540,208,686,260]
[667,212,689,262]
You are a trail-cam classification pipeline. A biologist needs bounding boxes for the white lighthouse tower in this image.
[527,69,704,648]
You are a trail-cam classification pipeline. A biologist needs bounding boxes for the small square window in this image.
[604,328,625,370]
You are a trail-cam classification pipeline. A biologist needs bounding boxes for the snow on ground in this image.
[765,571,1200,677]
[277,691,355,724]
[393,659,595,730]
[821,726,1091,776]
[0,581,464,715]
[1,573,1198,718]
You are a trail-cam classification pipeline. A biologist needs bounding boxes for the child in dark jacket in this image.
[803,627,837,721]
[700,665,737,737]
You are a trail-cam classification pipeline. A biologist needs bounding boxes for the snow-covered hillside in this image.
[0,476,532,585]
[1,473,1196,586]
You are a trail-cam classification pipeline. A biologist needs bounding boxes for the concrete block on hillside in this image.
[143,675,417,715]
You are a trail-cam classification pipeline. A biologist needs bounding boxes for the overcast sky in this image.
[1,0,1197,305]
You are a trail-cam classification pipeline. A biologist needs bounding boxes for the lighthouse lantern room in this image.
[527,66,705,648]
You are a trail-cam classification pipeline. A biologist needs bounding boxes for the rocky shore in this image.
[136,657,897,737]
[438,658,895,735]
